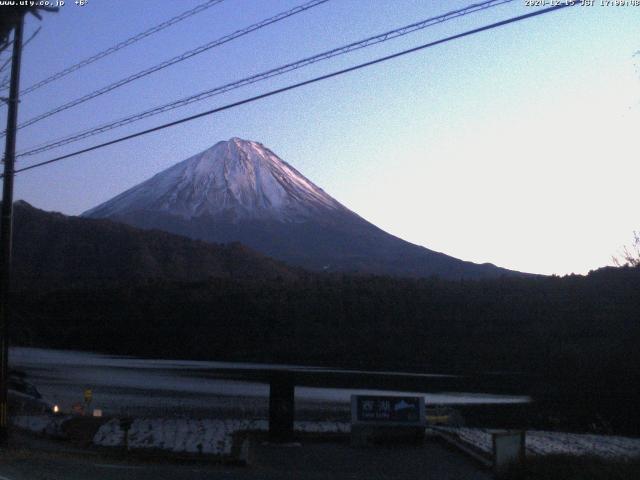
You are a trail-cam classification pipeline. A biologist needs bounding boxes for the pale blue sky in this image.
[5,0,640,275]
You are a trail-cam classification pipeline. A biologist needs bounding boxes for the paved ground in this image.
[251,439,493,480]
[0,430,492,480]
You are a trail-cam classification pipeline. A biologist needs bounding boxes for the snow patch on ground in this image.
[93,418,350,456]
[14,413,640,461]
[11,415,70,437]
[438,427,640,460]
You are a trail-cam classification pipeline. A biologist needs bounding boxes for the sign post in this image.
[84,388,93,415]
[268,371,295,442]
[351,395,425,446]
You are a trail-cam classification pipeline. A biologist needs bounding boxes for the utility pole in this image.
[0,4,56,445]
[0,9,24,445]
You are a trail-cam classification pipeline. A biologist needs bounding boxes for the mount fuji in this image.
[83,138,519,279]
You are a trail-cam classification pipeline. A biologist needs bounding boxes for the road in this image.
[0,430,492,480]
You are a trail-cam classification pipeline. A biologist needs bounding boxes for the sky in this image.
[2,0,639,276]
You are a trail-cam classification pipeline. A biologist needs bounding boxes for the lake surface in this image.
[10,347,529,418]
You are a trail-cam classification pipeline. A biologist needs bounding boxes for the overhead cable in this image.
[18,0,227,96]
[17,0,513,158]
[12,3,576,176]
[4,0,329,136]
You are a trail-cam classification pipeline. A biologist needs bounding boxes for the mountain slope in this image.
[84,138,523,279]
[11,201,298,289]
[83,137,344,222]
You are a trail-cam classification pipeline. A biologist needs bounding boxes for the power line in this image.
[16,0,514,159]
[16,0,226,96]
[0,27,40,90]
[3,0,329,137]
[12,3,575,176]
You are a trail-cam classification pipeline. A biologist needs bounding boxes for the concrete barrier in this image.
[491,429,525,475]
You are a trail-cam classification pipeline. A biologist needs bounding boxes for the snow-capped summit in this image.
[84,138,345,222]
[84,138,522,279]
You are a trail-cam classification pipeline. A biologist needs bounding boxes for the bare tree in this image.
[613,231,640,267]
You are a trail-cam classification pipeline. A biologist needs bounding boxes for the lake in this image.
[10,347,529,418]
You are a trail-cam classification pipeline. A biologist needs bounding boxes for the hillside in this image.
[12,265,640,433]
[9,201,298,289]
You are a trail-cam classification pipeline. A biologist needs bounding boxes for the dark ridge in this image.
[7,201,300,290]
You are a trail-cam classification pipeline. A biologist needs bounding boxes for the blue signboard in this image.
[351,395,425,426]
